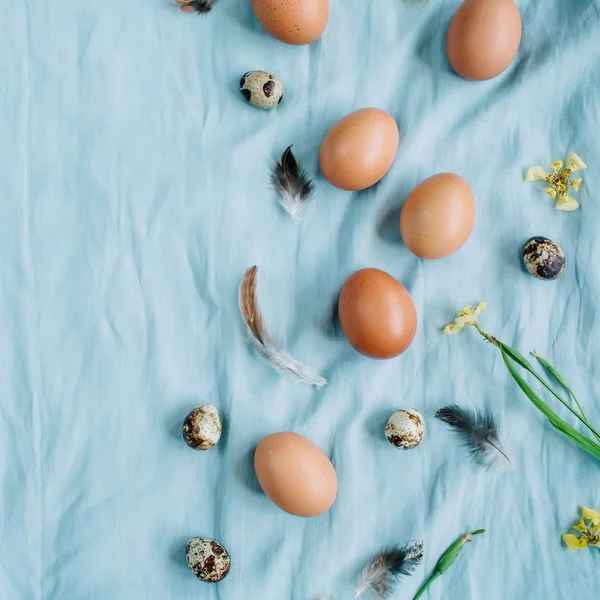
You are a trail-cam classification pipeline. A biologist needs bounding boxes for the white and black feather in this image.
[239,266,327,388]
[175,0,215,14]
[435,405,514,471]
[355,542,423,599]
[271,145,315,219]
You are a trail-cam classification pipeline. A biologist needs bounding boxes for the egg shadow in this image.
[237,446,264,495]
[366,407,393,444]
[415,9,455,76]
[378,204,402,246]
[167,398,200,445]
[169,536,190,574]
[225,0,258,32]
[323,293,343,340]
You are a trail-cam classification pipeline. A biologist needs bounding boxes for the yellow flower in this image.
[581,506,600,521]
[563,534,588,552]
[562,506,600,552]
[444,302,486,334]
[525,153,586,211]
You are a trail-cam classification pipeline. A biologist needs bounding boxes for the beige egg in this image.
[182,404,222,450]
[254,432,337,517]
[319,108,399,191]
[385,409,425,449]
[186,537,231,583]
[251,0,329,45]
[400,173,475,260]
[446,0,522,81]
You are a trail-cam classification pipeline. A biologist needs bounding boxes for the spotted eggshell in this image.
[182,404,222,450]
[523,236,565,281]
[385,409,425,449]
[239,71,284,110]
[186,537,231,583]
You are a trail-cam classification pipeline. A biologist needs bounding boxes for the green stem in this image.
[473,325,600,442]
[412,572,441,600]
[531,352,600,444]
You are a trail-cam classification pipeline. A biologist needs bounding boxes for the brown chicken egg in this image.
[338,268,417,359]
[446,0,522,81]
[251,0,329,46]
[254,432,337,517]
[400,173,475,260]
[319,108,399,191]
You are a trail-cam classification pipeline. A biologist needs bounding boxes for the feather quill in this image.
[271,145,315,219]
[435,405,514,471]
[355,541,423,599]
[239,266,327,388]
[174,0,215,14]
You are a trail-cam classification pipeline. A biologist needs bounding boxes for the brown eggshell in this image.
[319,108,399,191]
[254,432,337,517]
[338,268,417,359]
[400,173,475,260]
[446,0,522,81]
[251,0,329,46]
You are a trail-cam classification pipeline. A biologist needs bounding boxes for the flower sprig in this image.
[563,506,600,552]
[525,153,587,212]
[443,302,600,462]
[443,302,487,335]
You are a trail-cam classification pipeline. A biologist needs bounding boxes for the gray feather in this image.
[271,146,315,219]
[435,405,514,471]
[355,542,423,599]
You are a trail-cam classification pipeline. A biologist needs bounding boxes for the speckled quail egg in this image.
[239,71,284,110]
[385,408,425,449]
[523,236,565,281]
[186,537,231,583]
[182,404,222,450]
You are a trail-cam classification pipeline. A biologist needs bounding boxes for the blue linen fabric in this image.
[0,0,599,598]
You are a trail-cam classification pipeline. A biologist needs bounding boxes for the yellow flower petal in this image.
[573,520,588,533]
[525,166,549,182]
[550,159,563,171]
[475,301,487,313]
[456,314,477,327]
[555,195,579,212]
[444,323,463,335]
[462,305,473,314]
[581,506,600,521]
[563,534,588,551]
[570,178,582,192]
[543,187,557,198]
[566,152,587,172]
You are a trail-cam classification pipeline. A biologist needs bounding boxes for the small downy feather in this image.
[174,0,215,14]
[435,405,514,471]
[271,145,315,219]
[355,542,423,599]
[239,266,327,388]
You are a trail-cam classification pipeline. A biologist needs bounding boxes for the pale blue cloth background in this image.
[1,0,599,598]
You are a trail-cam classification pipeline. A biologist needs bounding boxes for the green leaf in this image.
[500,347,600,462]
